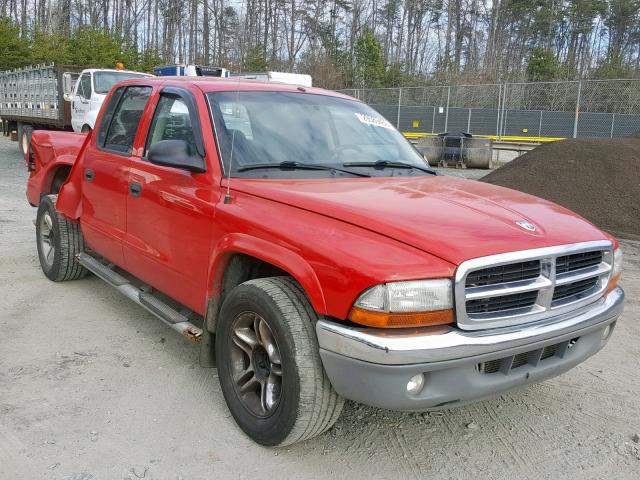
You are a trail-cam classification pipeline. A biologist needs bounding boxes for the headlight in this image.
[348,279,454,328]
[612,247,623,278]
[606,247,623,295]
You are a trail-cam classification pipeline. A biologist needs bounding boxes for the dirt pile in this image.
[482,138,640,239]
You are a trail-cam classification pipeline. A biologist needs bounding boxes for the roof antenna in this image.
[224,0,246,205]
[223,77,242,204]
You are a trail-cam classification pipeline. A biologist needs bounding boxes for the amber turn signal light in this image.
[605,273,621,296]
[348,306,454,328]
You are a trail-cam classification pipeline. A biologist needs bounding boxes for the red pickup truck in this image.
[26,77,625,446]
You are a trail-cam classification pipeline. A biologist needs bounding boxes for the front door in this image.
[123,87,215,314]
[72,73,92,132]
[80,85,152,266]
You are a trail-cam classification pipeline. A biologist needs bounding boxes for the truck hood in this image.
[229,176,610,265]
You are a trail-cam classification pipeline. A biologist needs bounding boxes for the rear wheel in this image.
[216,277,343,446]
[16,123,23,149]
[19,124,33,156]
[36,195,88,281]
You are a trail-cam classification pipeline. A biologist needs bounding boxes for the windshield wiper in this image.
[237,161,370,177]
[343,160,437,175]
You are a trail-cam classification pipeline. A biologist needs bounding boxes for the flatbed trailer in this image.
[0,64,82,154]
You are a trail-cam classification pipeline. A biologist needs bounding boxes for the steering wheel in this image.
[329,144,364,162]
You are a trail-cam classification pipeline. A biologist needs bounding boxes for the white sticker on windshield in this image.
[354,112,394,130]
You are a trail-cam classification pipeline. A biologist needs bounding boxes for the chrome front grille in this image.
[465,260,541,287]
[466,290,539,314]
[455,241,613,330]
[552,277,599,302]
[556,251,603,274]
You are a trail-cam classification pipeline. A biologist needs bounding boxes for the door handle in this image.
[129,182,142,197]
[84,168,94,182]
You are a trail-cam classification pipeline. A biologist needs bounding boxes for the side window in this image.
[96,86,124,147]
[77,74,91,100]
[75,74,85,97]
[81,74,92,99]
[145,94,198,156]
[102,86,152,154]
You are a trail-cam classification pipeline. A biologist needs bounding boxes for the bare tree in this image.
[1,0,640,86]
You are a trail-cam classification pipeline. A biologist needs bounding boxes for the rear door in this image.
[80,85,152,266]
[123,87,216,314]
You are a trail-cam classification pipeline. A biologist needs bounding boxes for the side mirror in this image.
[62,72,75,101]
[148,140,206,173]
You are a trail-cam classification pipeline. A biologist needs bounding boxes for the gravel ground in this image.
[1,135,639,480]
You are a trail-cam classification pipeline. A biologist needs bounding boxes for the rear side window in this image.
[102,86,152,155]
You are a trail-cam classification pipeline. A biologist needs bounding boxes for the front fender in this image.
[207,232,327,314]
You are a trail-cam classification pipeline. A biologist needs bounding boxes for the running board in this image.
[76,253,203,344]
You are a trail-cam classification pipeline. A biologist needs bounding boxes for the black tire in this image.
[81,125,92,133]
[16,123,23,150]
[51,169,70,194]
[19,124,33,156]
[36,195,88,281]
[216,277,343,446]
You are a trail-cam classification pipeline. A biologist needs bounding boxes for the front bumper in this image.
[317,287,624,411]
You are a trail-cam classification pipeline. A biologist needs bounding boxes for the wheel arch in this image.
[48,164,73,194]
[205,233,327,335]
[85,109,100,130]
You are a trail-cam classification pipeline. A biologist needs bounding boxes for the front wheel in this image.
[216,277,344,446]
[36,195,88,281]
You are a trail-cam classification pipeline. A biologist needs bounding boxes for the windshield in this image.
[207,91,430,178]
[93,72,150,94]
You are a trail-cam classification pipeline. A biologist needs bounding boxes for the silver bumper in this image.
[316,287,624,411]
[317,287,624,365]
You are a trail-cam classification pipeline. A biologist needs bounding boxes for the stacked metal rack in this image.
[0,64,82,132]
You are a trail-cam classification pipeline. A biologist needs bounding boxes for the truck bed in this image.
[0,65,80,129]
[26,130,86,206]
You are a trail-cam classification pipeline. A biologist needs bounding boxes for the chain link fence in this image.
[339,79,640,141]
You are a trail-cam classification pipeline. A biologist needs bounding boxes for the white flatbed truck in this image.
[0,64,152,154]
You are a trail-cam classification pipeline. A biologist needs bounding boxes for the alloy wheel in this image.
[22,132,29,154]
[230,312,283,417]
[39,211,55,268]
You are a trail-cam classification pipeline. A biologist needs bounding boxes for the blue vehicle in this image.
[153,64,230,77]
